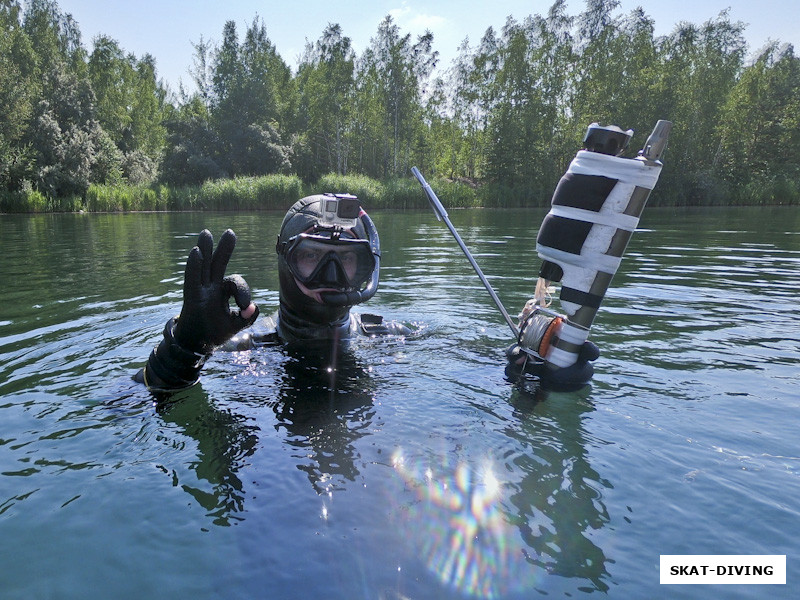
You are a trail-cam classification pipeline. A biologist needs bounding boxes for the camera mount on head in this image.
[319,193,361,229]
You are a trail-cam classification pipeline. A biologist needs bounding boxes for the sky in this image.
[46,0,799,95]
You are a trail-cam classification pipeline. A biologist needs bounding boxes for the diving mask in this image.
[281,232,376,291]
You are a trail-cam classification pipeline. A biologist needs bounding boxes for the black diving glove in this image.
[173,228,259,353]
[138,229,259,391]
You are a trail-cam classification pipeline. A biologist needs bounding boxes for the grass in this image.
[2,171,798,213]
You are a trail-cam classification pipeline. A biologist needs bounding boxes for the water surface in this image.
[1,207,798,599]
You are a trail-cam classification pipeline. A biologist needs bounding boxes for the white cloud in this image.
[408,13,448,32]
[390,2,449,35]
[388,4,411,20]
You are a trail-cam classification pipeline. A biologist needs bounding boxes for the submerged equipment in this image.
[520,120,672,371]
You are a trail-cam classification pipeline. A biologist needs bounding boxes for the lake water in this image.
[1,206,798,599]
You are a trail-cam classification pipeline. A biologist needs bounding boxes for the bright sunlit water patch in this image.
[391,449,538,599]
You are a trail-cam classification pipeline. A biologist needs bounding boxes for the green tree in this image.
[19,0,124,196]
[22,0,85,78]
[652,11,746,202]
[160,96,226,186]
[88,36,130,147]
[28,65,122,196]
[439,38,484,179]
[567,2,666,156]
[419,75,457,177]
[716,43,800,198]
[210,17,291,176]
[188,35,214,110]
[484,16,542,186]
[353,15,437,178]
[463,26,502,179]
[569,0,624,127]
[123,54,167,180]
[0,0,39,190]
[89,39,167,155]
[296,24,356,179]
[482,4,575,195]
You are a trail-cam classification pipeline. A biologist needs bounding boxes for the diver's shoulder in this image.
[355,312,413,337]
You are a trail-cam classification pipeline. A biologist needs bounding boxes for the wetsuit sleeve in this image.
[134,317,212,392]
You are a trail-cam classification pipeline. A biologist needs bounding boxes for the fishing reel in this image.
[517,304,564,361]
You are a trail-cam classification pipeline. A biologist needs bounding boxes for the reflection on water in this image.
[153,340,379,524]
[506,390,611,588]
[389,385,612,598]
[155,390,260,526]
[1,207,799,599]
[275,349,378,495]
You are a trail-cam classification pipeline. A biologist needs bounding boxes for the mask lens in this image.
[286,236,374,290]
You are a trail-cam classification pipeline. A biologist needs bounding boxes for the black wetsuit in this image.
[224,311,412,351]
[135,308,412,393]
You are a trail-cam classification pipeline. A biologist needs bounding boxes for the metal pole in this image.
[411,167,520,337]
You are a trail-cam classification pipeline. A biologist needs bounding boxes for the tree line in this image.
[2,0,799,210]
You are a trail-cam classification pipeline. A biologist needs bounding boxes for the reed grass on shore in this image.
[1,171,797,213]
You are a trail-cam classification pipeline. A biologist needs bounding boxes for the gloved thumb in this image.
[224,274,259,326]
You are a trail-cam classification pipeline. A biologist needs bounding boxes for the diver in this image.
[134,193,410,392]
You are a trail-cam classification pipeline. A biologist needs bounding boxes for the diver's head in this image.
[276,193,380,326]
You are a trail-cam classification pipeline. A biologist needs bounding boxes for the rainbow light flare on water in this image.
[391,449,538,598]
